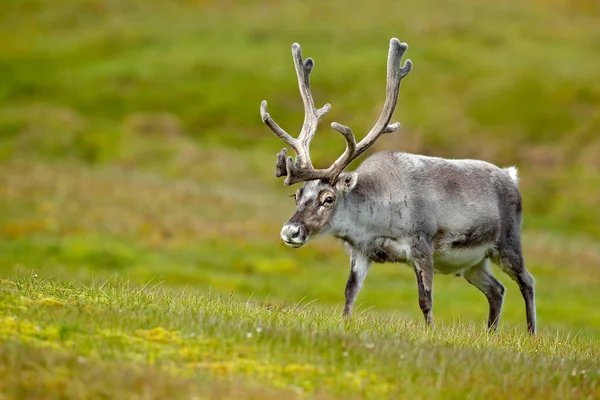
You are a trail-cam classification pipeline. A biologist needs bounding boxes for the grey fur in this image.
[281,152,536,334]
[264,39,536,334]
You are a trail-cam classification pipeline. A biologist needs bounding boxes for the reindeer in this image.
[260,38,536,334]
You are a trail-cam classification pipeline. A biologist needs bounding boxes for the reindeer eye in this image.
[324,196,334,204]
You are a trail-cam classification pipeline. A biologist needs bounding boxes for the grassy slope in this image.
[1,0,600,398]
[1,277,599,399]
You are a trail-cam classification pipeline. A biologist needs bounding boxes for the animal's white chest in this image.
[433,245,490,274]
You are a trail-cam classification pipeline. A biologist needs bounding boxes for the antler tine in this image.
[260,101,297,150]
[275,148,288,178]
[292,43,332,167]
[325,38,412,182]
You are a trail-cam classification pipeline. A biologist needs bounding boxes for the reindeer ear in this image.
[336,172,358,193]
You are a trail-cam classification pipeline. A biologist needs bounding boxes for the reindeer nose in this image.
[280,224,306,247]
[281,224,300,240]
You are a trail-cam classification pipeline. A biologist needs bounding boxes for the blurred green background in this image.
[1,0,599,335]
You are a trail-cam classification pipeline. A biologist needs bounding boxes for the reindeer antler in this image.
[260,43,331,177]
[261,38,412,186]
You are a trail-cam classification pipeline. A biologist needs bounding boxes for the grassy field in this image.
[1,277,599,399]
[1,0,600,398]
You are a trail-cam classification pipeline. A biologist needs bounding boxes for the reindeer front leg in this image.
[343,250,371,318]
[411,238,435,327]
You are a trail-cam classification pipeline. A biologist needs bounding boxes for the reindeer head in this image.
[260,38,412,248]
[278,173,357,247]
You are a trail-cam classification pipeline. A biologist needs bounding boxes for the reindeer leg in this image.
[493,210,537,335]
[343,250,371,318]
[464,258,505,331]
[499,243,536,335]
[411,238,434,327]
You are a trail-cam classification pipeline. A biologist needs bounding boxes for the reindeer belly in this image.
[432,245,491,275]
[356,236,492,274]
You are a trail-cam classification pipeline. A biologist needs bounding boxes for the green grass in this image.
[1,277,599,399]
[1,0,600,398]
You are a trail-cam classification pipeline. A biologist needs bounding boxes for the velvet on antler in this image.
[260,38,412,186]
